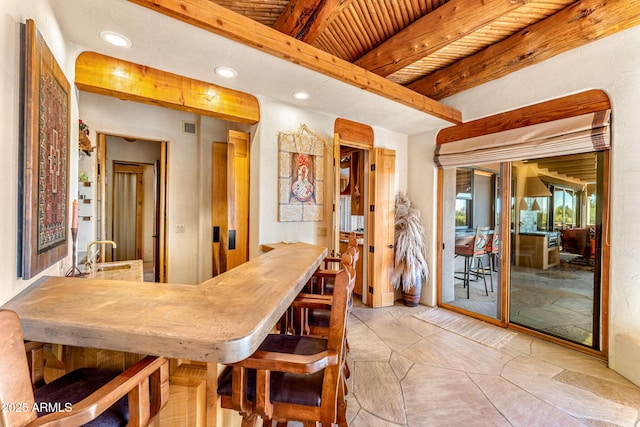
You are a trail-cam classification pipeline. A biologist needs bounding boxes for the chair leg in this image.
[241,413,259,427]
[477,258,488,296]
[465,257,471,299]
[487,254,494,293]
[336,376,348,427]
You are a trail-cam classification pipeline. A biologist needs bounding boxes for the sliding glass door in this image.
[509,152,604,349]
[439,151,607,352]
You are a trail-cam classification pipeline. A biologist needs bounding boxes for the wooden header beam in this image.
[334,118,374,149]
[75,51,260,125]
[127,0,462,125]
[436,89,611,145]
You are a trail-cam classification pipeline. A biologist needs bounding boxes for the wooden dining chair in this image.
[0,309,169,427]
[218,267,352,426]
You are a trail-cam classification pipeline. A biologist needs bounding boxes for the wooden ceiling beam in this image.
[127,0,462,125]
[273,0,347,43]
[410,0,640,100]
[75,51,260,124]
[354,0,526,77]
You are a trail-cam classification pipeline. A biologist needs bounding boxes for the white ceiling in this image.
[48,0,455,135]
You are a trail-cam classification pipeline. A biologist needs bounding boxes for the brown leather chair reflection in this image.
[561,228,593,264]
[218,268,352,426]
[0,309,169,427]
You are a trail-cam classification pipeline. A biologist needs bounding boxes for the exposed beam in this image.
[273,0,345,43]
[436,90,610,145]
[407,0,640,99]
[127,0,462,125]
[75,51,260,124]
[410,0,640,100]
[354,0,526,77]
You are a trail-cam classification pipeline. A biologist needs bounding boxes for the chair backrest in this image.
[473,226,492,254]
[486,230,499,254]
[0,310,38,427]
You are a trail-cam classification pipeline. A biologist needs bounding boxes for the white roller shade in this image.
[435,110,610,168]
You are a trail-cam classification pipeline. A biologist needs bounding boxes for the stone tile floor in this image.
[342,301,640,427]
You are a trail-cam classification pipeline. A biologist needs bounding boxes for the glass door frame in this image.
[437,154,610,360]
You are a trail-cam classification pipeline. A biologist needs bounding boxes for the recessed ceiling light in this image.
[214,66,238,78]
[293,91,310,100]
[100,31,132,48]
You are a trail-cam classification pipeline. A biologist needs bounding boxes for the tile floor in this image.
[448,256,595,345]
[342,301,640,427]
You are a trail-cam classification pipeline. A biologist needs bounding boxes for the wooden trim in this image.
[410,0,640,100]
[99,133,107,244]
[354,0,526,77]
[159,142,167,282]
[435,168,444,307]
[334,118,374,149]
[436,90,611,145]
[599,150,611,356]
[499,163,511,326]
[332,133,341,258]
[75,51,260,125]
[508,323,607,361]
[127,0,462,125]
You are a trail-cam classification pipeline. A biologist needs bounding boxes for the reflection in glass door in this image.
[509,152,603,348]
[441,166,502,320]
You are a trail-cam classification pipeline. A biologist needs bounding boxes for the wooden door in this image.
[367,148,396,307]
[211,142,228,276]
[211,130,250,275]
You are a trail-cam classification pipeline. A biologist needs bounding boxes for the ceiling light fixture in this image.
[214,66,237,78]
[293,91,310,100]
[100,31,132,48]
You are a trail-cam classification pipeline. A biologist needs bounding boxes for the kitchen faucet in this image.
[86,240,117,277]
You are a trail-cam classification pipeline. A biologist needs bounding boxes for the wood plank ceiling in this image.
[130,0,640,123]
[210,0,640,101]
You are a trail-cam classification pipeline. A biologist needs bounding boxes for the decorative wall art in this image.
[18,19,71,279]
[278,124,326,222]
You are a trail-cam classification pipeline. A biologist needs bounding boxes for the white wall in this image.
[408,26,640,386]
[250,96,409,259]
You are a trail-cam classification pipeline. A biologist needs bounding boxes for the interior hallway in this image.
[340,301,640,427]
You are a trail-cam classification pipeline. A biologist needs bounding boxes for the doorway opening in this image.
[97,133,167,282]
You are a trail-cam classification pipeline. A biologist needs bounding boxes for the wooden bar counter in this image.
[2,242,326,364]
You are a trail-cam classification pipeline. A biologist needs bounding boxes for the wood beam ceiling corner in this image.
[354,0,527,77]
[273,0,346,43]
[75,51,260,124]
[127,0,462,125]
[410,0,640,100]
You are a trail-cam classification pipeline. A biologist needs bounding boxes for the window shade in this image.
[434,110,610,168]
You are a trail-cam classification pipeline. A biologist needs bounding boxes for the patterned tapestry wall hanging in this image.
[18,19,71,279]
[278,124,326,222]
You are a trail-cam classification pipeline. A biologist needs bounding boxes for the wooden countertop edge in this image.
[3,243,328,363]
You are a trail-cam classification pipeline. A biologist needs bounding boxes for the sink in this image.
[91,259,144,282]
